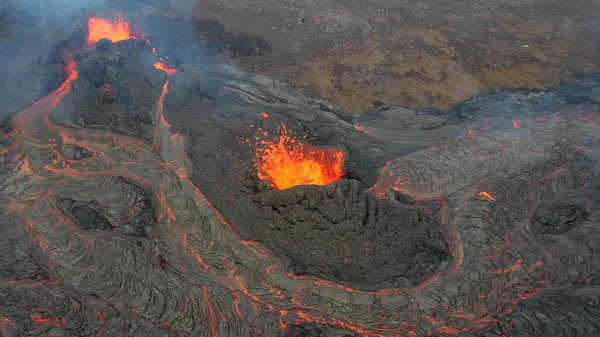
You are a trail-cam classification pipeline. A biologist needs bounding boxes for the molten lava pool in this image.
[255,125,345,190]
[87,16,141,46]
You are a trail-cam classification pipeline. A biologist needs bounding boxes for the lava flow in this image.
[151,61,189,179]
[87,16,141,46]
[153,62,177,76]
[254,124,345,190]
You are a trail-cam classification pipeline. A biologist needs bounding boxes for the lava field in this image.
[0,15,599,337]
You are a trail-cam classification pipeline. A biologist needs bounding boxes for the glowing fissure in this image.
[255,124,345,190]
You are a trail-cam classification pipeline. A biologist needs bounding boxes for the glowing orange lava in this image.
[154,62,177,76]
[87,16,141,46]
[477,191,497,201]
[255,124,344,190]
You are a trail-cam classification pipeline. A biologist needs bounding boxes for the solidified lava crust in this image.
[245,178,449,288]
[0,27,599,337]
[58,176,158,238]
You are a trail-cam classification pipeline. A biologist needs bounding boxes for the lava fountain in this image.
[255,124,345,190]
[87,16,142,46]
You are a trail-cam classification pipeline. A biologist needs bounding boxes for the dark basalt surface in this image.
[0,38,76,120]
[58,177,157,238]
[56,144,93,160]
[0,32,599,337]
[248,179,447,288]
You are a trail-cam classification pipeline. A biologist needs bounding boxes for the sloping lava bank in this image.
[0,32,599,337]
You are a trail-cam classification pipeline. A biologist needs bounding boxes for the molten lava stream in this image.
[255,124,345,190]
[154,62,177,76]
[152,62,190,178]
[13,60,78,143]
[87,16,142,46]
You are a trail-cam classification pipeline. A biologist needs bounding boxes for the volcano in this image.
[0,14,599,337]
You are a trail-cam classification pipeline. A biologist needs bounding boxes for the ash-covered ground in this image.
[0,20,600,337]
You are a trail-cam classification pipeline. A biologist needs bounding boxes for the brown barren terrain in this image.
[168,0,600,113]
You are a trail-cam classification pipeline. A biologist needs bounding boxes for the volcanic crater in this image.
[0,14,599,337]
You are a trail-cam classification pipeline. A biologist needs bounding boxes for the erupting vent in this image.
[87,16,141,46]
[255,124,345,190]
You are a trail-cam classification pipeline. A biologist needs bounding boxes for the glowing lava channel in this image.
[87,16,142,46]
[255,124,345,190]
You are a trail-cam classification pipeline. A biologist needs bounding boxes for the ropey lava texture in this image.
[0,32,599,337]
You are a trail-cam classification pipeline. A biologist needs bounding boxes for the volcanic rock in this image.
[249,179,448,288]
[52,39,164,139]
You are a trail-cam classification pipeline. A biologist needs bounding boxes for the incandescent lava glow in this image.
[154,62,177,75]
[255,124,345,190]
[87,16,141,46]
